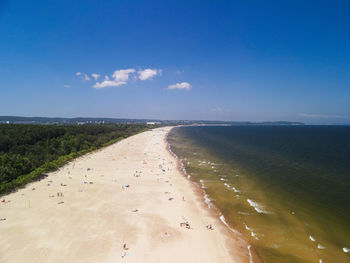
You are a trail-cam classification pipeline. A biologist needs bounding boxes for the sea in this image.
[167,125,350,263]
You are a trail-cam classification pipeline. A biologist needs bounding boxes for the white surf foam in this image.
[219,215,239,234]
[203,194,211,208]
[243,222,259,240]
[247,245,254,263]
[232,186,240,192]
[317,244,325,249]
[247,199,270,214]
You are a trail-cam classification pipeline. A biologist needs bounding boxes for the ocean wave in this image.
[219,215,239,234]
[238,211,251,215]
[317,244,325,249]
[203,193,211,208]
[247,199,271,214]
[309,235,316,242]
[232,186,240,193]
[243,222,259,240]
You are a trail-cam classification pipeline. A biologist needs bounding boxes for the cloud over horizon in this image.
[298,113,346,119]
[167,82,191,91]
[211,107,231,113]
[75,68,164,89]
[92,68,163,89]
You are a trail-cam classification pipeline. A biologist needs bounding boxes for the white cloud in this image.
[91,67,163,89]
[211,107,231,113]
[93,75,127,89]
[76,72,90,81]
[138,68,162,80]
[299,113,345,119]
[112,68,135,82]
[93,80,126,89]
[93,69,135,89]
[83,74,90,81]
[299,113,346,119]
[64,85,72,88]
[91,73,100,80]
[167,82,192,91]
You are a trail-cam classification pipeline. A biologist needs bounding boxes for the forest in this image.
[0,124,148,195]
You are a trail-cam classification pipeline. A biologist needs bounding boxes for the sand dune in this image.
[0,127,249,263]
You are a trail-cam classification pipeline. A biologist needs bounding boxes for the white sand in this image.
[0,127,250,263]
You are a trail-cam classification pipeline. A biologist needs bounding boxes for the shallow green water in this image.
[168,126,350,263]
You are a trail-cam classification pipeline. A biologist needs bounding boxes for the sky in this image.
[0,0,350,124]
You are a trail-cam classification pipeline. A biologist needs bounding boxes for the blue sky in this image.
[0,0,349,124]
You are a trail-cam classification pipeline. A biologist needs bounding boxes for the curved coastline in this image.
[1,127,249,263]
[165,126,263,263]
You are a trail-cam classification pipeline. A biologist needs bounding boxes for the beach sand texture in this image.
[0,127,249,263]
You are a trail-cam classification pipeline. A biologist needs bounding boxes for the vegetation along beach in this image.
[0,126,255,263]
[1,1,350,262]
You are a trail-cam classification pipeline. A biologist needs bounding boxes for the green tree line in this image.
[0,124,148,195]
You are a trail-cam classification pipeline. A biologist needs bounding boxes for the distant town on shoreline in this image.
[0,116,305,126]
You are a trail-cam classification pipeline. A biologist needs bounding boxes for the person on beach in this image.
[206,224,214,230]
[180,221,191,229]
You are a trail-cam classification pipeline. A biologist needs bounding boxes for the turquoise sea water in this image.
[168,126,350,263]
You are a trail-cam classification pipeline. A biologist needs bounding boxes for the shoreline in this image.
[165,127,263,263]
[1,127,250,262]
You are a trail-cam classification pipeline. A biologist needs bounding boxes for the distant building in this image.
[146,121,160,125]
[0,121,11,124]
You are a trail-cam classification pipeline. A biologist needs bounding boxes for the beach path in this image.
[0,127,245,263]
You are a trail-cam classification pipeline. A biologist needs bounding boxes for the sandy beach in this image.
[0,127,251,263]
